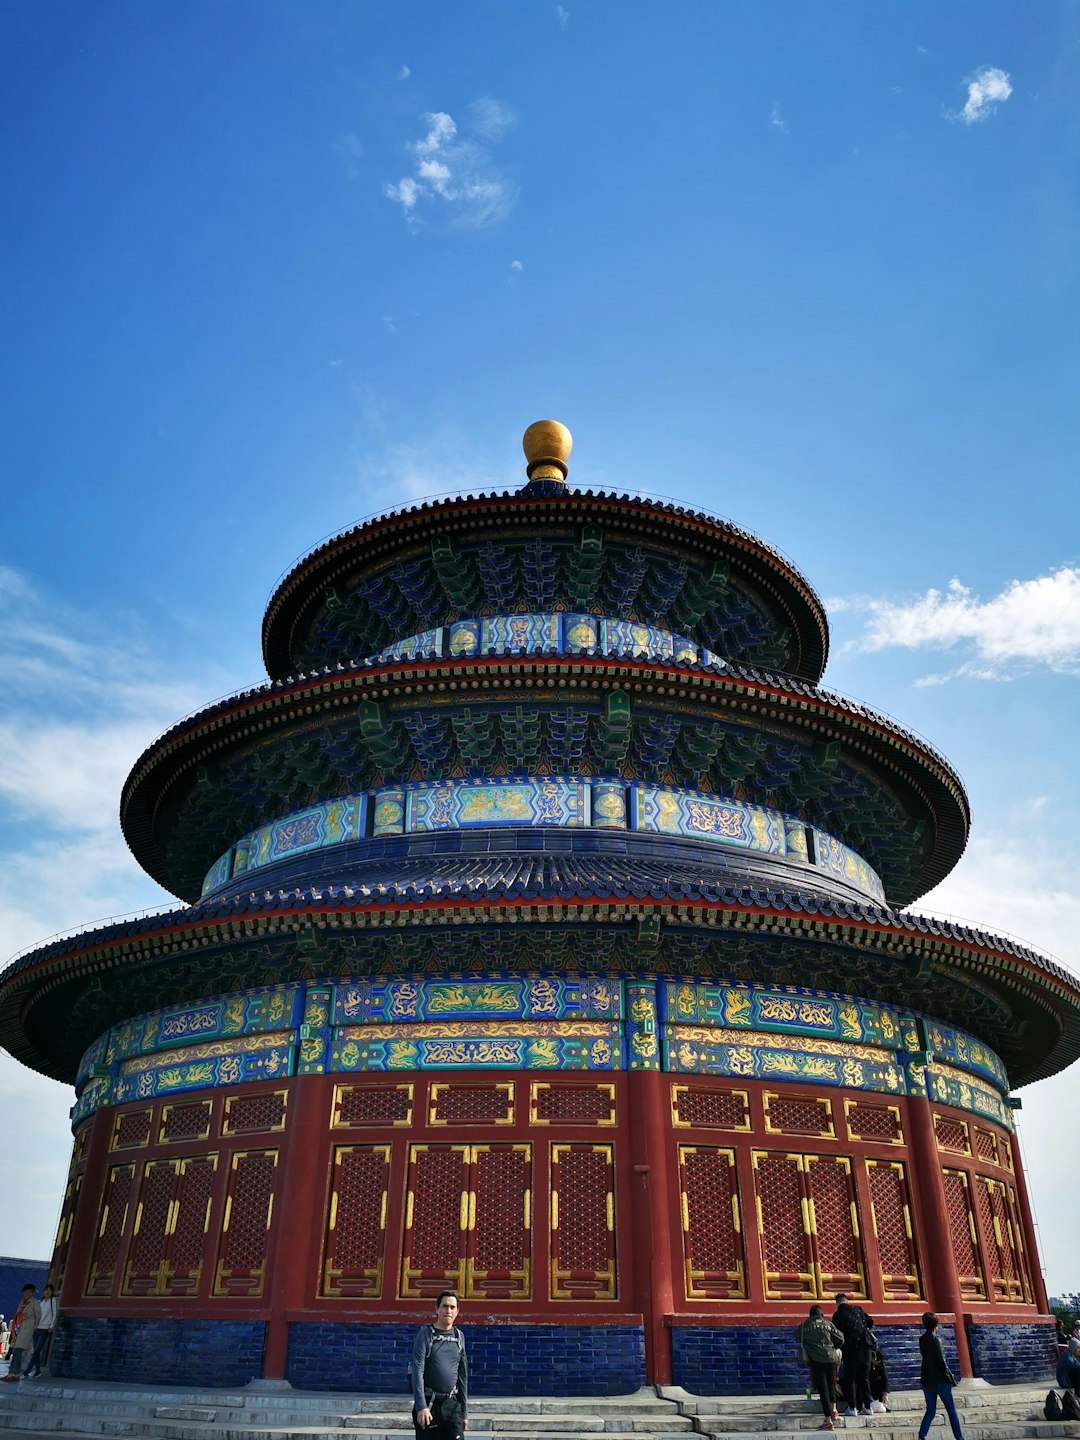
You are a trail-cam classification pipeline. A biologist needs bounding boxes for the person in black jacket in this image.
[832,1293,873,1416]
[917,1312,964,1440]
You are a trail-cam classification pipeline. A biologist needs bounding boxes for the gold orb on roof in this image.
[522,419,572,481]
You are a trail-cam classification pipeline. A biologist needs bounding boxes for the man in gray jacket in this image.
[409,1291,468,1439]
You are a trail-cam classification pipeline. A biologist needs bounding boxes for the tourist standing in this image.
[917,1312,964,1440]
[2,1285,40,1383]
[23,1284,57,1379]
[793,1304,844,1429]
[832,1293,873,1416]
[409,1290,468,1439]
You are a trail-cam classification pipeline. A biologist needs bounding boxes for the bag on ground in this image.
[1045,1390,1064,1420]
[1062,1390,1080,1421]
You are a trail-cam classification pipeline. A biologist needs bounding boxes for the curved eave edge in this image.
[3,887,1077,1087]
[118,655,971,902]
[260,488,830,681]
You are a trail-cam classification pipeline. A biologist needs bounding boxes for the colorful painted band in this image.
[202,777,884,903]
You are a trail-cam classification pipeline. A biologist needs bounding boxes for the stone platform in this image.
[0,1379,1073,1440]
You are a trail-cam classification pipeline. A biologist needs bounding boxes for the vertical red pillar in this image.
[261,1075,327,1379]
[1010,1127,1050,1314]
[907,1096,973,1378]
[58,1108,112,1310]
[630,1070,676,1385]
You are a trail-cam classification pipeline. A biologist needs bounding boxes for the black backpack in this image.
[1045,1390,1064,1421]
[1062,1391,1080,1422]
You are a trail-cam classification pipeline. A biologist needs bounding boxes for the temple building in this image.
[2,420,1077,1394]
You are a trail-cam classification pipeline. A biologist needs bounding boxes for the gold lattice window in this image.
[550,1143,616,1301]
[86,1163,135,1297]
[671,1085,750,1130]
[110,1108,153,1150]
[934,1114,970,1154]
[430,1082,515,1125]
[212,1148,278,1297]
[159,1100,213,1144]
[845,1100,903,1145]
[941,1167,985,1300]
[322,1144,390,1298]
[866,1159,922,1300]
[332,1082,413,1127]
[752,1150,866,1300]
[973,1127,998,1164]
[678,1145,746,1299]
[222,1089,287,1135]
[764,1093,835,1138]
[531,1082,616,1125]
[400,1143,532,1301]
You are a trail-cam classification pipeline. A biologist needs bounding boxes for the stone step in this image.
[693,1426,1080,1440]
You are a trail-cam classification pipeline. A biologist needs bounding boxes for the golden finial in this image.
[522,419,573,483]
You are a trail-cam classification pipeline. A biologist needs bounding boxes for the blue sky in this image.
[2,1,1080,1294]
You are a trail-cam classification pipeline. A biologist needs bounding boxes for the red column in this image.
[58,1108,112,1310]
[1010,1127,1050,1313]
[261,1075,327,1379]
[629,1070,677,1385]
[907,1096,973,1378]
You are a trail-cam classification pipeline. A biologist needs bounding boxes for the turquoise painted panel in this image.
[925,1021,1009,1089]
[331,975,622,1026]
[372,787,406,836]
[665,1027,908,1097]
[592,781,628,829]
[331,1025,620,1073]
[636,785,785,854]
[814,829,886,904]
[561,614,599,654]
[374,628,442,664]
[402,776,588,831]
[481,614,559,654]
[601,618,676,662]
[662,980,916,1052]
[448,619,481,656]
[201,850,232,897]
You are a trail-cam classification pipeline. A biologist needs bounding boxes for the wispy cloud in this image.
[770,103,788,134]
[837,567,1080,679]
[397,64,411,81]
[332,131,364,179]
[555,5,569,30]
[508,258,524,285]
[384,103,518,230]
[951,65,1013,124]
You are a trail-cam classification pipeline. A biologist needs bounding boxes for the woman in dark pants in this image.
[918,1312,965,1440]
[793,1305,845,1430]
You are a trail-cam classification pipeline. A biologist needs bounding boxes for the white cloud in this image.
[397,64,411,81]
[952,65,1013,124]
[384,103,518,230]
[840,567,1080,678]
[555,5,569,30]
[0,572,230,1256]
[382,315,396,333]
[770,103,788,134]
[468,97,517,143]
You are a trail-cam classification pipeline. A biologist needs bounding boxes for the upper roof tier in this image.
[262,422,831,685]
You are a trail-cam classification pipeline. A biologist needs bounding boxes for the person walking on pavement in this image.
[794,1304,845,1429]
[409,1291,468,1440]
[832,1292,874,1416]
[2,1285,40,1383]
[917,1312,965,1440]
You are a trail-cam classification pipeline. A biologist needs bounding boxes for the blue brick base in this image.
[966,1321,1056,1385]
[285,1322,645,1395]
[50,1315,266,1387]
[671,1322,963,1396]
